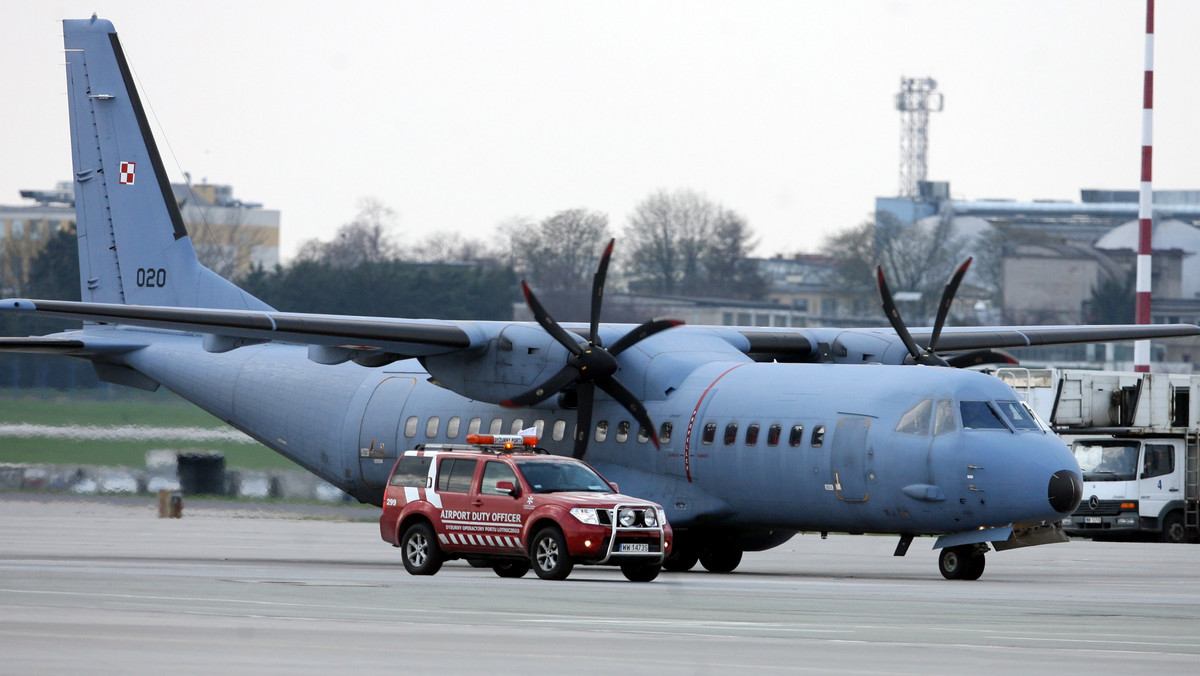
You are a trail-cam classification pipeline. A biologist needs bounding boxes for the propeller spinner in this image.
[502,239,682,458]
[876,257,972,366]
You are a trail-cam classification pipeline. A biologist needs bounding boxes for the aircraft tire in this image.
[662,547,699,572]
[1159,512,1186,543]
[938,545,984,580]
[620,561,661,582]
[492,560,531,578]
[531,527,574,581]
[699,547,743,573]
[400,522,443,576]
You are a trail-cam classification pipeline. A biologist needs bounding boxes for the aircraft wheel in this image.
[938,545,985,580]
[492,560,531,578]
[663,547,699,572]
[620,561,661,582]
[1159,512,1186,543]
[531,527,574,580]
[699,547,743,573]
[400,522,443,576]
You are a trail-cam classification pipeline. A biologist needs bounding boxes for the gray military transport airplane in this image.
[4,17,1197,579]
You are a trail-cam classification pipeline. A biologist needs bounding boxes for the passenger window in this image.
[595,421,609,443]
[425,416,440,438]
[934,400,957,436]
[637,425,650,443]
[616,421,630,443]
[389,456,432,487]
[446,416,461,439]
[724,423,738,445]
[1143,444,1175,479]
[467,417,482,435]
[788,425,804,447]
[767,424,782,446]
[895,399,933,435]
[959,401,1008,430]
[510,419,524,434]
[480,461,519,496]
[660,422,673,444]
[437,458,476,493]
[811,425,825,448]
[702,422,717,445]
[745,424,760,446]
[404,416,419,438]
[552,420,566,441]
[489,418,503,434]
[533,419,545,438]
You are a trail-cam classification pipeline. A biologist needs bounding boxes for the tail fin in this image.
[64,17,270,311]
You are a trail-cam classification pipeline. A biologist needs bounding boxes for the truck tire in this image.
[400,522,443,576]
[1159,512,1186,544]
[531,527,574,580]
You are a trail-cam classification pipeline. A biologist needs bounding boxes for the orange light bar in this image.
[466,433,538,448]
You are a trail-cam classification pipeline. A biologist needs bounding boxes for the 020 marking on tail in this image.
[4,16,1196,579]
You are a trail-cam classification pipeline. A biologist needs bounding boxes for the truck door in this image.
[358,377,417,489]
[469,460,527,552]
[1139,441,1179,520]
[433,457,481,551]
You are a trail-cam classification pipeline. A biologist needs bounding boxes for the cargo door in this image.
[358,377,417,489]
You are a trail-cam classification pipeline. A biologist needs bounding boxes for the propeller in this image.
[876,257,973,366]
[501,239,682,458]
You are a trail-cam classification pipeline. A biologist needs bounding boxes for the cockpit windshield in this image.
[994,400,1043,431]
[1072,441,1138,482]
[514,459,612,493]
[959,401,1008,430]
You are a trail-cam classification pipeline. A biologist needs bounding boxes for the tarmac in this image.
[1,492,1198,674]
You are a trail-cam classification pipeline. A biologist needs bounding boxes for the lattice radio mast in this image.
[896,77,943,198]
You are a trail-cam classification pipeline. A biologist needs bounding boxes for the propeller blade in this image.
[876,266,925,363]
[928,257,973,351]
[596,376,660,450]
[522,280,584,357]
[607,318,683,357]
[589,239,615,346]
[500,365,580,408]
[572,382,595,459]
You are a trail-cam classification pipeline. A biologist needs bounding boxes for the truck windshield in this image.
[514,459,612,493]
[1072,441,1139,481]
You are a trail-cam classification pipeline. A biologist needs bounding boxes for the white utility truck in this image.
[991,368,1200,543]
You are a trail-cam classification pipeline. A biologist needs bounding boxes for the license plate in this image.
[1084,516,1102,524]
[619,543,649,553]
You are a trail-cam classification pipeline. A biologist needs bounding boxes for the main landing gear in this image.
[938,544,987,580]
[663,535,745,573]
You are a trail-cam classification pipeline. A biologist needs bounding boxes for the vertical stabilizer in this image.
[63,17,271,311]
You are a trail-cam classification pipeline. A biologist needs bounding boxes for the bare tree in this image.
[504,208,612,295]
[623,189,763,299]
[191,209,274,281]
[409,231,496,264]
[296,198,401,266]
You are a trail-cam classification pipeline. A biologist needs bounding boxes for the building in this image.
[0,181,279,293]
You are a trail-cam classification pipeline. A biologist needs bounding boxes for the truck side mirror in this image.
[496,480,519,497]
[609,482,619,493]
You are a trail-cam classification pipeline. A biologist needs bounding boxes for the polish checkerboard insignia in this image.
[118,161,136,185]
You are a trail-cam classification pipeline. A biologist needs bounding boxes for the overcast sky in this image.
[4,1,1200,261]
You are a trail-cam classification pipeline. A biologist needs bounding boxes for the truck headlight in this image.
[619,508,637,527]
[644,508,658,527]
[570,508,600,525]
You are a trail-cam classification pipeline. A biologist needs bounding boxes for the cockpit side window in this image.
[995,400,1041,431]
[959,401,1008,430]
[934,400,958,436]
[895,399,933,435]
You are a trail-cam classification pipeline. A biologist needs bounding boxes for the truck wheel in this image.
[531,527,574,580]
[400,522,443,576]
[938,545,985,580]
[699,547,743,573]
[620,561,661,582]
[492,560,531,578]
[1159,512,1186,544]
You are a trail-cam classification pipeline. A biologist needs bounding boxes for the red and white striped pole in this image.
[1134,0,1155,373]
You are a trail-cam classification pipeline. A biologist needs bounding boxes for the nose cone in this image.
[1048,469,1083,514]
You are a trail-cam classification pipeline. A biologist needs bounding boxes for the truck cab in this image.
[1062,436,1188,542]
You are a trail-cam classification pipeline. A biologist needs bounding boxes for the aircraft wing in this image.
[0,299,477,358]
